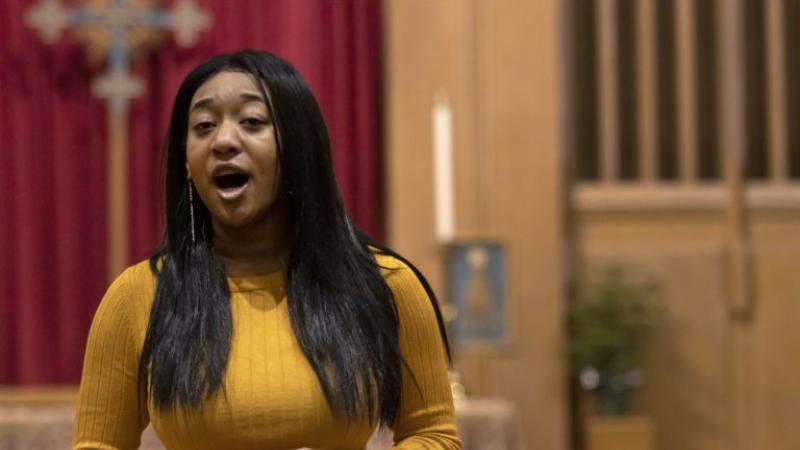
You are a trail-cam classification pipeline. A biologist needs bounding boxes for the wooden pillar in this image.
[636,0,659,182]
[766,0,788,182]
[675,0,698,181]
[597,0,619,183]
[717,1,755,449]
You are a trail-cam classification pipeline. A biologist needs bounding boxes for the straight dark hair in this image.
[139,50,450,426]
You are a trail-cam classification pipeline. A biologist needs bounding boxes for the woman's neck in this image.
[211,206,290,277]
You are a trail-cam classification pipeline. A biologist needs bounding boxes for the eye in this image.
[241,117,268,128]
[193,121,215,132]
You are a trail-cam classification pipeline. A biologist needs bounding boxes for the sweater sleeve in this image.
[387,263,462,450]
[72,268,149,450]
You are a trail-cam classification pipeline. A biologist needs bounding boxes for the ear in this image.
[186,162,192,180]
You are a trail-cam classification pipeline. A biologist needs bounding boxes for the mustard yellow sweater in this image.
[72,254,460,450]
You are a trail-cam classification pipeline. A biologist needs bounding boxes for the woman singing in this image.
[72,50,461,450]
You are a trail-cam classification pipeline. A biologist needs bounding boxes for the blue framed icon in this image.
[445,240,508,345]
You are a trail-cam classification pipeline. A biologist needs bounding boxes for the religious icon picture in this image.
[445,240,508,345]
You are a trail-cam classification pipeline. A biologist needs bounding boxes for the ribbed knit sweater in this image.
[72,254,460,450]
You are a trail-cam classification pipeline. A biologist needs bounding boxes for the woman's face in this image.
[186,70,280,229]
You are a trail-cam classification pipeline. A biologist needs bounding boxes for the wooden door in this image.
[565,0,800,448]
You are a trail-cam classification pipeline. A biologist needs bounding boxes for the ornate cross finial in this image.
[171,0,211,46]
[25,0,211,71]
[24,0,70,44]
[24,0,213,278]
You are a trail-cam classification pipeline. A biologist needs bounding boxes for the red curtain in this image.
[0,0,382,384]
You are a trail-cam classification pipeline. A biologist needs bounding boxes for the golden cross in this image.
[24,0,212,279]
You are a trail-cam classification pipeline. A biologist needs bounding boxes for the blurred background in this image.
[2,0,800,449]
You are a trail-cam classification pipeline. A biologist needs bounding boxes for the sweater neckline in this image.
[226,269,286,292]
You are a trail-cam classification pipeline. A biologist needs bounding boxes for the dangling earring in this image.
[188,180,196,244]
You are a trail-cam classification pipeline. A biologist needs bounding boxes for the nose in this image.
[211,119,241,158]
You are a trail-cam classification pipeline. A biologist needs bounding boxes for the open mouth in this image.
[212,170,251,200]
[214,172,250,190]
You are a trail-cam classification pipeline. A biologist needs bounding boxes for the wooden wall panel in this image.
[384,0,568,448]
[578,208,800,450]
[384,0,451,291]
[479,2,567,448]
[581,234,729,450]
[750,221,800,449]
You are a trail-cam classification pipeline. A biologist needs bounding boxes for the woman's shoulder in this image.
[374,250,404,269]
[96,259,158,323]
[108,259,158,296]
[371,251,430,299]
[372,251,413,280]
[371,251,445,347]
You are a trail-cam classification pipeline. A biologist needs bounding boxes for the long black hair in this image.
[140,50,450,426]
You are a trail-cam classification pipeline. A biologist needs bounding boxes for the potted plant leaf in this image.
[567,266,660,416]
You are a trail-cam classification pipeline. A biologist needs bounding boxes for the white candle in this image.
[433,93,454,242]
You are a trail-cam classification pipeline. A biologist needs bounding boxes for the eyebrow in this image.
[190,92,266,113]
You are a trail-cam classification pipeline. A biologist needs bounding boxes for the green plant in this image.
[567,266,660,415]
